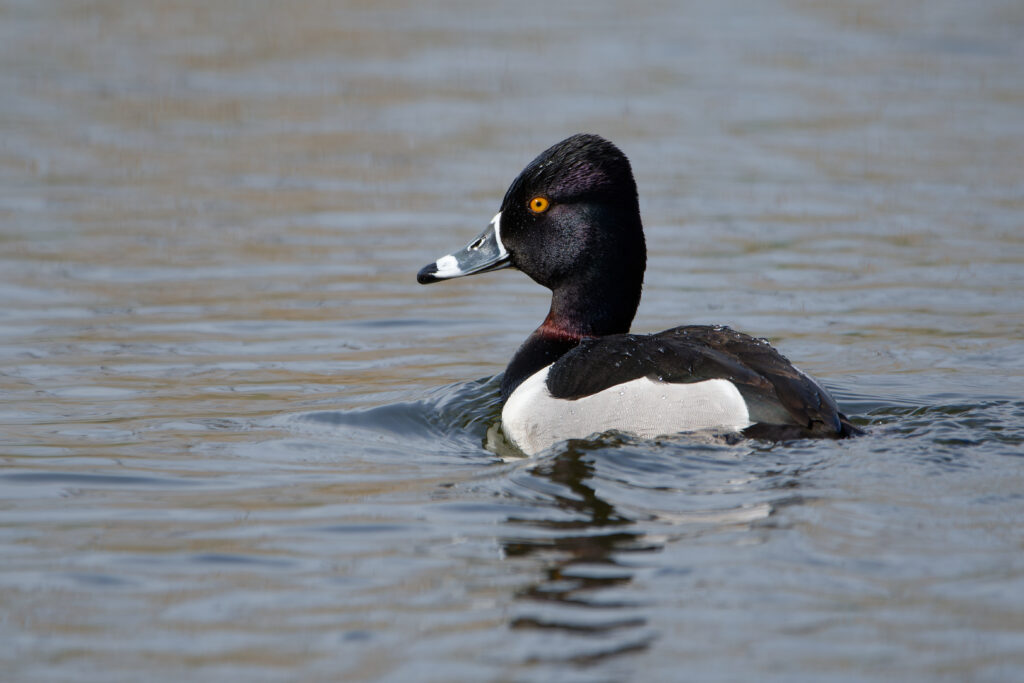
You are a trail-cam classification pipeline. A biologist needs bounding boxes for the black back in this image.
[545,325,860,439]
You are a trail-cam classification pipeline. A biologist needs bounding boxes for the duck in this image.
[417,133,861,455]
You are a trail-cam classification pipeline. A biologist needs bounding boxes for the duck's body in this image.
[418,134,859,455]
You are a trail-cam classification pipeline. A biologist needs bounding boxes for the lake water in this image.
[2,1,1023,681]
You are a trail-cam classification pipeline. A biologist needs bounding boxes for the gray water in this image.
[2,1,1024,681]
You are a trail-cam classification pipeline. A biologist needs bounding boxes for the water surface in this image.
[2,1,1023,681]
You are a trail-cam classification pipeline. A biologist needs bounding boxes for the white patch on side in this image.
[501,367,752,456]
[434,254,461,278]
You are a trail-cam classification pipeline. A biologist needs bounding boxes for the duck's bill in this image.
[417,212,511,284]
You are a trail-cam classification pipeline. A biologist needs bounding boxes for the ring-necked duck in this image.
[418,134,860,455]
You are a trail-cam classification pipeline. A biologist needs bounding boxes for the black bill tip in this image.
[417,263,440,284]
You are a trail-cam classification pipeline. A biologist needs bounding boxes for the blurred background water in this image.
[1,0,1023,681]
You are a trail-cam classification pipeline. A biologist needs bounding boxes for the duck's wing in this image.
[546,325,859,439]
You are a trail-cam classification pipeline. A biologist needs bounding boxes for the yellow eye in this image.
[528,196,550,214]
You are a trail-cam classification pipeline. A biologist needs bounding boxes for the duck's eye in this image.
[528,196,550,214]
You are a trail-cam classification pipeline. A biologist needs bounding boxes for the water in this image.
[2,0,1023,680]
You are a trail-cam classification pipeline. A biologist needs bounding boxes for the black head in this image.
[416,134,649,398]
[417,134,647,338]
[498,134,645,296]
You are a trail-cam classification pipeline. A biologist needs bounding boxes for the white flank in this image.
[501,367,752,456]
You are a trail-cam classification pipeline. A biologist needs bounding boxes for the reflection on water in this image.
[2,0,1024,680]
[504,449,656,662]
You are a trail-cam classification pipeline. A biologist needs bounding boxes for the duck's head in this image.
[418,134,647,336]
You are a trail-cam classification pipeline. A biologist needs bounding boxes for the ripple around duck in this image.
[277,374,505,458]
[858,398,1024,465]
[266,371,859,670]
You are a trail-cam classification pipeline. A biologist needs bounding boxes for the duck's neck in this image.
[499,278,641,400]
